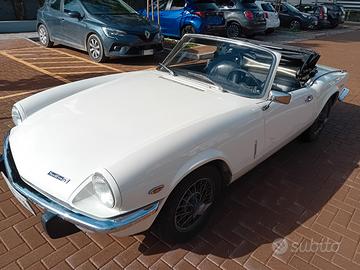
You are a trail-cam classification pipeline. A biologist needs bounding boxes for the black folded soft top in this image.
[238,38,320,83]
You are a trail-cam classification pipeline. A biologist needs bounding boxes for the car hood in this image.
[9,70,250,202]
[95,14,158,33]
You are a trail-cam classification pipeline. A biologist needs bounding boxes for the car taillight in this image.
[244,10,254,21]
[193,11,206,17]
[319,8,324,19]
[264,12,269,19]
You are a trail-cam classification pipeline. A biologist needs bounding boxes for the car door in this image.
[278,4,291,26]
[263,84,316,154]
[149,0,170,35]
[44,0,64,40]
[154,0,185,37]
[61,0,87,49]
[161,0,185,36]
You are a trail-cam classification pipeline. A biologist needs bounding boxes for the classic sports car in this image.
[0,34,349,242]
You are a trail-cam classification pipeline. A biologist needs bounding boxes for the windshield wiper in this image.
[158,63,176,76]
[187,72,226,92]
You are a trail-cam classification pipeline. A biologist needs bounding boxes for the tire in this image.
[154,165,222,243]
[181,25,196,37]
[301,99,332,142]
[226,22,241,38]
[265,28,275,34]
[38,24,53,48]
[329,20,339,28]
[87,34,107,63]
[289,20,301,31]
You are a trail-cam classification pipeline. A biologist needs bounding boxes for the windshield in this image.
[261,3,275,12]
[284,3,300,13]
[161,36,275,98]
[81,0,136,15]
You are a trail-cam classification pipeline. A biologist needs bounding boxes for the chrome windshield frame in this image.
[161,34,281,99]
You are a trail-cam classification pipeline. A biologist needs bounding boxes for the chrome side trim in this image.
[307,70,345,87]
[1,134,159,233]
[338,87,350,102]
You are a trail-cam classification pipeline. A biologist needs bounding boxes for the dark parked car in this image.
[321,3,345,27]
[37,0,164,62]
[139,0,226,38]
[297,3,345,28]
[296,4,328,28]
[273,2,318,31]
[217,0,266,38]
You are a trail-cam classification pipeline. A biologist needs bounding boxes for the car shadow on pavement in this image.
[138,100,360,260]
[0,75,62,93]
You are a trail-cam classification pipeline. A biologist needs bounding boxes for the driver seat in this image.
[206,60,239,83]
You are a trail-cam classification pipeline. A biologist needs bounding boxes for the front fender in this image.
[314,69,348,116]
[170,149,233,190]
[182,15,203,33]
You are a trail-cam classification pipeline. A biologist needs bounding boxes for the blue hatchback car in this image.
[37,0,164,62]
[139,0,226,38]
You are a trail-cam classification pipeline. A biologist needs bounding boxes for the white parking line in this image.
[0,51,70,83]
[0,90,40,100]
[50,48,121,72]
[55,70,117,75]
[44,65,106,70]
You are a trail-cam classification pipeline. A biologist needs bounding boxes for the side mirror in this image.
[270,90,291,104]
[67,11,82,19]
[263,90,291,111]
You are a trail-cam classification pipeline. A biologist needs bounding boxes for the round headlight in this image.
[92,173,115,208]
[11,106,23,126]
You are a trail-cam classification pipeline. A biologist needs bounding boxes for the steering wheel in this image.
[227,68,262,91]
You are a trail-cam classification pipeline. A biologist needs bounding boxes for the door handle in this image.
[305,95,313,103]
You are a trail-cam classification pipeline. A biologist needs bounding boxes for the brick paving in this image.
[0,31,360,269]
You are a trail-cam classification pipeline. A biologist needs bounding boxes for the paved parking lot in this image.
[1,28,360,270]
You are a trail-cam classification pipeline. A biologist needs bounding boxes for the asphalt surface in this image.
[0,27,360,270]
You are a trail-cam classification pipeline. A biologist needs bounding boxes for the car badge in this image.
[48,171,71,184]
[145,30,151,39]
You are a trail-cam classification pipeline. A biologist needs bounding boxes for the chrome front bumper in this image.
[0,134,159,233]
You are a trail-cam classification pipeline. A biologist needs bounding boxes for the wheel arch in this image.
[180,23,197,35]
[320,89,339,111]
[37,21,52,40]
[329,91,339,106]
[315,89,339,120]
[291,17,303,28]
[226,19,241,27]
[170,151,233,193]
[181,15,202,35]
[84,31,102,51]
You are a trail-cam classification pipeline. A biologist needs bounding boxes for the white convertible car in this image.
[0,34,349,242]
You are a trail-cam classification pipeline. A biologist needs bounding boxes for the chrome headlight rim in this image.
[11,105,25,126]
[91,172,115,208]
[91,169,121,209]
[102,27,127,38]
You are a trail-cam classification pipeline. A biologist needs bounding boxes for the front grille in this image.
[133,31,157,42]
